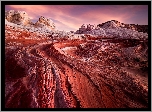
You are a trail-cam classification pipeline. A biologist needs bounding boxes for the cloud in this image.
[5,5,148,31]
[6,5,81,31]
[51,18,77,31]
[75,5,148,25]
[6,5,49,19]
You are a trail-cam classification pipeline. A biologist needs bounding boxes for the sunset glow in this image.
[5,5,148,32]
[4,1,149,109]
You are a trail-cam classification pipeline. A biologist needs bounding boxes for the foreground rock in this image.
[5,16,148,108]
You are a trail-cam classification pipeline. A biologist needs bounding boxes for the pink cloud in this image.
[5,5,148,31]
[77,5,147,25]
[6,5,80,31]
[7,5,50,19]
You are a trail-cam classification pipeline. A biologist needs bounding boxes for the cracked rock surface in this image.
[5,22,148,108]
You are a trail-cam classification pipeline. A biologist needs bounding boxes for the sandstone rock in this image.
[5,10,56,37]
[4,16,148,109]
[34,16,55,30]
[98,20,148,33]
[5,10,32,25]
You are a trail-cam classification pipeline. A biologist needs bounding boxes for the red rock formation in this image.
[5,22,148,109]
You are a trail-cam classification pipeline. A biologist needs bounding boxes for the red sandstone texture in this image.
[5,26,148,108]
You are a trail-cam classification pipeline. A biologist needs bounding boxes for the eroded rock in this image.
[5,10,32,25]
[5,17,148,108]
[34,16,55,30]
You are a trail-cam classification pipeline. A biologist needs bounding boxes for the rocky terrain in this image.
[98,20,148,33]
[5,10,148,108]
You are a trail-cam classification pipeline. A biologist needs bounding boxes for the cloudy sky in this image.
[5,5,148,32]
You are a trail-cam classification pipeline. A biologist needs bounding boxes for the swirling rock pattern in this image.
[5,25,148,108]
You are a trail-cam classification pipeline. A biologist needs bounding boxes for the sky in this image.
[5,5,148,32]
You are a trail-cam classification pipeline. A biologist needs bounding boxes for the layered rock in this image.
[5,10,55,34]
[34,16,55,30]
[98,20,148,33]
[75,20,148,40]
[5,10,32,25]
[75,24,106,37]
[100,20,119,29]
[4,13,148,109]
